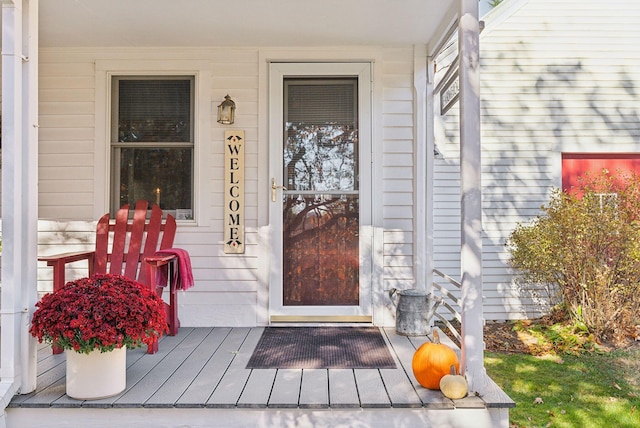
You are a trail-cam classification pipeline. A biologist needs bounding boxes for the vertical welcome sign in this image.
[224,130,245,254]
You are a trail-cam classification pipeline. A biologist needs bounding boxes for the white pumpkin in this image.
[439,365,468,399]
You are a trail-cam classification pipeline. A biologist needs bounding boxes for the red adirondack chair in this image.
[39,200,181,354]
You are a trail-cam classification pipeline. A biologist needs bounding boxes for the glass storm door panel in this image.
[282,79,360,307]
[269,62,372,321]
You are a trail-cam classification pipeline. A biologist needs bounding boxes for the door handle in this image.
[271,178,288,202]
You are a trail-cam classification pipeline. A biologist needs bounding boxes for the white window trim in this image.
[94,59,211,223]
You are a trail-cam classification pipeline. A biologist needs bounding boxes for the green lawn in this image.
[485,348,640,428]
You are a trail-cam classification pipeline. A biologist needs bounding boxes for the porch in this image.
[7,327,513,427]
[1,0,491,426]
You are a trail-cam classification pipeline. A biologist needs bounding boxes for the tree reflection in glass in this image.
[283,122,359,306]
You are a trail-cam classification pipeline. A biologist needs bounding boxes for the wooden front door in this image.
[269,63,372,322]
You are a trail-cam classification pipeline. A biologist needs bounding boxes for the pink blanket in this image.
[154,248,194,290]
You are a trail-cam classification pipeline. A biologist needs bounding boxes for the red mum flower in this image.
[30,274,167,354]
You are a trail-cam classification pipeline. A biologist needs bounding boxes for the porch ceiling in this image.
[38,0,457,48]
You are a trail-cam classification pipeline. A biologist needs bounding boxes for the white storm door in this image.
[268,62,372,322]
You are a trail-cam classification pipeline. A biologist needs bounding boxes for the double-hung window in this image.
[111,76,194,218]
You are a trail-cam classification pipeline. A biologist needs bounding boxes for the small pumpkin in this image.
[411,330,460,390]
[439,365,468,399]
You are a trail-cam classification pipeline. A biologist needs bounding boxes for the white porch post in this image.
[458,0,484,392]
[413,45,430,291]
[0,0,39,412]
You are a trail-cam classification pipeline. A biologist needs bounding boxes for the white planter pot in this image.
[66,346,127,400]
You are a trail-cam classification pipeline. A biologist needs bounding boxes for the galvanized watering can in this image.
[389,288,442,336]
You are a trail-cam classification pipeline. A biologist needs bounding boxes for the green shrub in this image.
[507,170,640,342]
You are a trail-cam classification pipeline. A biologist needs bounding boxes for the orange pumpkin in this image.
[412,330,460,390]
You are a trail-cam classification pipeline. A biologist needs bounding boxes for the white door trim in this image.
[268,62,373,322]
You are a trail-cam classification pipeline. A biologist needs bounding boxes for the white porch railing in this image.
[432,269,462,347]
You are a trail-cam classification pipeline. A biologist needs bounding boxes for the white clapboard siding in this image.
[28,45,426,327]
[38,52,98,218]
[433,0,640,320]
[33,48,264,326]
[380,48,417,291]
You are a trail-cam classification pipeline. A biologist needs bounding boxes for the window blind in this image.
[118,79,192,143]
[285,79,357,126]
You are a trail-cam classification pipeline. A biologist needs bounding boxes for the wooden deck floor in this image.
[9,327,513,411]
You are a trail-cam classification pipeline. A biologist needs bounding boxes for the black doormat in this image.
[246,327,396,369]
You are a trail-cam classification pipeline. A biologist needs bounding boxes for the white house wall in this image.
[381,48,418,294]
[34,46,419,327]
[435,0,640,321]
